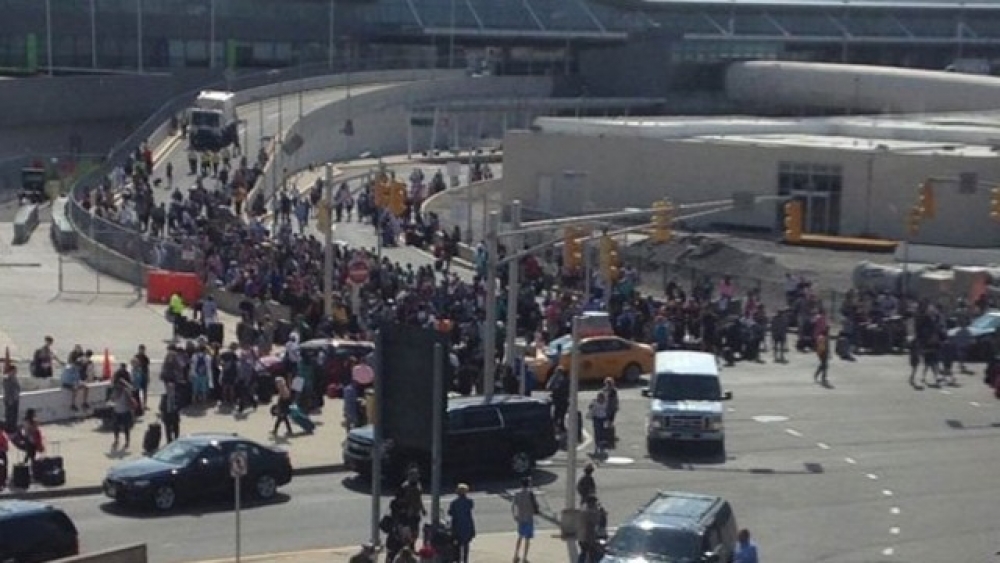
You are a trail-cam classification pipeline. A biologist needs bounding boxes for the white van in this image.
[643,351,732,454]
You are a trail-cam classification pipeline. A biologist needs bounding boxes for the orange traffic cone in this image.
[102,348,112,380]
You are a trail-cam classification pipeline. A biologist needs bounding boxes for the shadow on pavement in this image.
[98,491,291,519]
[339,468,559,497]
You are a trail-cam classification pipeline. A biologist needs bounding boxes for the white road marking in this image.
[970,401,981,407]
[940,389,952,395]
[752,414,789,423]
[785,428,803,437]
[891,507,901,515]
[882,547,895,556]
[883,490,894,497]
[816,442,830,450]
[890,527,900,535]
[844,457,857,465]
[866,473,879,480]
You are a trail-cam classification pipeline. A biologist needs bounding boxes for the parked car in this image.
[528,335,654,386]
[947,310,1000,362]
[343,394,558,480]
[103,433,292,512]
[0,500,79,562]
[602,491,738,563]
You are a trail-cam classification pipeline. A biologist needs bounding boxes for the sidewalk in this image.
[195,530,573,563]
[1,394,349,500]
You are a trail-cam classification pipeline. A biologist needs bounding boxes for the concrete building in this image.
[502,111,1000,247]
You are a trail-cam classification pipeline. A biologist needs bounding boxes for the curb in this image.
[1,463,349,501]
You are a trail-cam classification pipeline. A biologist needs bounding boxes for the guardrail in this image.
[63,56,462,276]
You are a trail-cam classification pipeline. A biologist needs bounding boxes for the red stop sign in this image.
[348,259,370,285]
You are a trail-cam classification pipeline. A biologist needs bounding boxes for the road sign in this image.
[229,450,248,479]
[348,257,370,285]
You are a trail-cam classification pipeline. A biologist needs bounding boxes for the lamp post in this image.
[89,0,97,69]
[209,0,216,69]
[328,0,336,68]
[45,0,53,76]
[136,0,143,73]
[483,210,500,401]
[504,199,522,392]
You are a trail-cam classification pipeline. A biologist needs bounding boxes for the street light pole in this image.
[564,315,582,517]
[483,210,500,400]
[45,0,53,76]
[209,0,216,69]
[328,0,336,69]
[505,200,522,393]
[136,0,143,73]
[449,0,456,69]
[89,0,97,69]
[324,164,335,317]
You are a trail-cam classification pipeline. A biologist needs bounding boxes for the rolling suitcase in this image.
[206,322,224,345]
[143,422,162,455]
[288,404,316,434]
[11,463,30,489]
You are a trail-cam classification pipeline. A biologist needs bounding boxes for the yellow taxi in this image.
[528,334,655,386]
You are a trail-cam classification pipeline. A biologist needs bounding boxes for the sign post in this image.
[230,448,248,563]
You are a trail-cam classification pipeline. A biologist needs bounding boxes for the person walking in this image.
[111,372,135,450]
[814,328,830,386]
[448,483,476,563]
[511,477,538,563]
[271,377,294,436]
[907,338,922,388]
[577,463,597,503]
[3,364,20,433]
[159,382,182,443]
[546,367,569,436]
[771,308,789,363]
[132,345,150,410]
[18,409,44,464]
[587,393,609,456]
[733,529,760,563]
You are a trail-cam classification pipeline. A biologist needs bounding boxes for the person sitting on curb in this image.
[60,354,90,412]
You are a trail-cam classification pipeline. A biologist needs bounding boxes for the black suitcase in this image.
[179,318,203,339]
[206,322,224,345]
[11,463,30,489]
[40,467,65,487]
[31,456,64,480]
[143,422,162,455]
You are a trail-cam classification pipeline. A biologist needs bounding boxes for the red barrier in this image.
[146,270,204,305]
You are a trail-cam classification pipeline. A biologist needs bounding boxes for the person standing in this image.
[19,409,44,464]
[771,308,789,363]
[576,463,597,503]
[159,382,182,443]
[3,365,20,433]
[511,477,538,563]
[814,328,830,386]
[733,529,759,563]
[111,372,135,450]
[546,367,569,435]
[132,345,151,410]
[587,393,609,457]
[448,483,476,563]
[271,377,293,436]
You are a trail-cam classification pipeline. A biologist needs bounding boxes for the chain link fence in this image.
[65,55,457,274]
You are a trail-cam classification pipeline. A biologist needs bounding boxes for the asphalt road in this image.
[47,344,1000,563]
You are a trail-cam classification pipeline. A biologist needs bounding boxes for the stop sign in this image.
[348,258,370,285]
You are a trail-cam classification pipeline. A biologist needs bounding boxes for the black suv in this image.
[343,394,559,479]
[0,500,79,562]
[602,491,738,563]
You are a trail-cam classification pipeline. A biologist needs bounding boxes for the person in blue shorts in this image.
[511,477,538,563]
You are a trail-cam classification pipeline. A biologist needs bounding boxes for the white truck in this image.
[188,90,238,152]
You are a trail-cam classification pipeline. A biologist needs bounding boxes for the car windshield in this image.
[191,110,220,128]
[970,314,1000,331]
[547,335,573,356]
[606,525,700,562]
[653,374,722,402]
[151,440,203,465]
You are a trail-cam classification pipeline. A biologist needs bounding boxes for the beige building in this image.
[501,113,1000,247]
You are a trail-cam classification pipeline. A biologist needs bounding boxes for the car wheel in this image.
[622,363,643,385]
[254,474,278,500]
[152,485,177,511]
[509,450,534,476]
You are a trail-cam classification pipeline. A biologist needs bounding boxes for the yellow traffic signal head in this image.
[917,181,936,219]
[907,205,923,236]
[991,188,1000,220]
[562,227,584,273]
[783,200,803,243]
[651,199,674,244]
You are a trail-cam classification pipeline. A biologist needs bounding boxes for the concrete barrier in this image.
[50,197,78,251]
[1,380,111,424]
[13,203,39,244]
[52,544,147,563]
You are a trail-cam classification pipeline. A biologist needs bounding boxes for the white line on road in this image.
[866,473,879,480]
[940,389,952,395]
[844,457,857,465]
[785,428,803,437]
[883,489,894,497]
[970,401,981,407]
[891,507,901,515]
[882,547,895,556]
[889,527,900,535]
[816,442,830,450]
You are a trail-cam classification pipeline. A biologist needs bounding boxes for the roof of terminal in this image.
[533,113,1000,157]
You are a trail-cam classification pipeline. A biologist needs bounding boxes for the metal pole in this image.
[449,0,456,69]
[209,0,216,69]
[58,256,63,293]
[328,0,335,68]
[370,330,384,547]
[136,0,143,73]
[324,165,335,316]
[297,60,304,120]
[583,240,591,305]
[89,0,97,69]
[431,343,444,530]
[483,210,500,400]
[565,315,581,511]
[234,474,242,563]
[505,200,522,385]
[45,0,53,76]
[465,184,474,245]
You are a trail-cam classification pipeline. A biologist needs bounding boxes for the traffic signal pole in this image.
[483,210,500,401]
[505,200,523,393]
[323,164,335,317]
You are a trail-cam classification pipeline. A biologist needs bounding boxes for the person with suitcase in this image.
[270,377,294,436]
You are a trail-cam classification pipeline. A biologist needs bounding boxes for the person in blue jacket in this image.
[448,483,476,563]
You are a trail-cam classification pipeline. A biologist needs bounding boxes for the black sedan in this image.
[103,433,292,512]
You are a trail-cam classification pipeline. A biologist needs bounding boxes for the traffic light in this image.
[651,199,674,244]
[917,181,936,219]
[562,227,584,274]
[373,181,391,208]
[783,200,803,243]
[991,188,1000,220]
[907,205,923,236]
[388,182,407,216]
[599,235,621,283]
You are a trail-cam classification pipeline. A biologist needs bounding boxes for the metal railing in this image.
[64,55,461,273]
